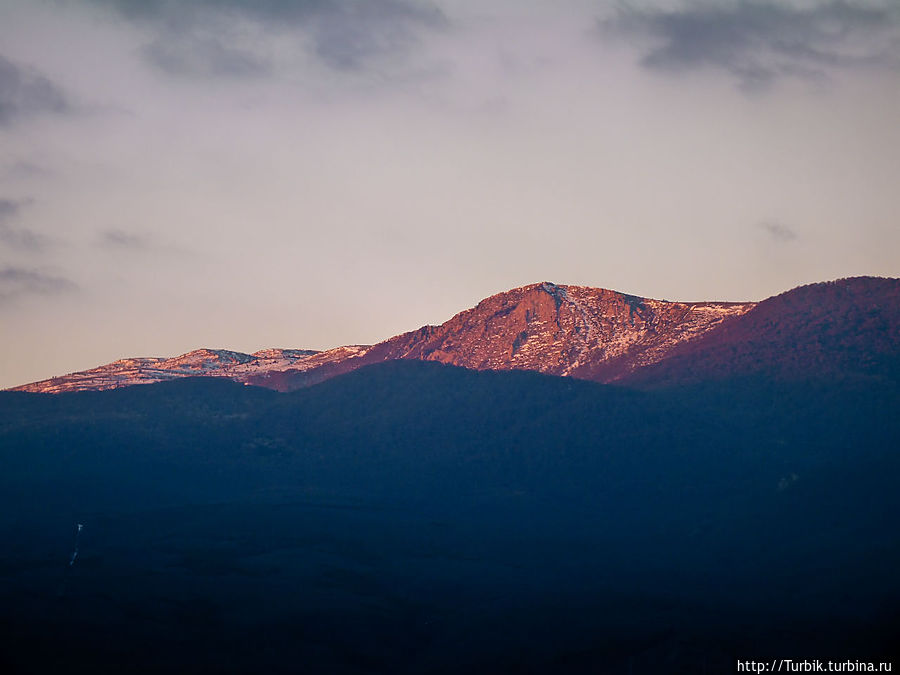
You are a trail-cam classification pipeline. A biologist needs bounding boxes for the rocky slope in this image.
[10,346,368,394]
[368,282,752,382]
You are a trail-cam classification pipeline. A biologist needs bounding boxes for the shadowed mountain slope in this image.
[621,276,900,387]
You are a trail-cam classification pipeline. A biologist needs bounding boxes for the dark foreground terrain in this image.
[1,361,899,673]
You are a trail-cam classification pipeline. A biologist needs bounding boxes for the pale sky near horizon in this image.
[1,0,899,388]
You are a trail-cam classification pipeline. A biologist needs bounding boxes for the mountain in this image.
[344,281,752,379]
[9,276,899,394]
[9,281,755,393]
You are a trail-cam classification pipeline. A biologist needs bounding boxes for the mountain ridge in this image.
[10,276,898,393]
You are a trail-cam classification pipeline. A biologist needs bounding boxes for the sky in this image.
[1,0,898,388]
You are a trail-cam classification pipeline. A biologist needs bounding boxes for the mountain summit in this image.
[11,277,899,393]
[352,281,752,381]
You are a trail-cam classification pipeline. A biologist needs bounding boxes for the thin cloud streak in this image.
[759,220,798,242]
[4,161,52,178]
[99,228,150,249]
[0,266,77,304]
[97,229,196,260]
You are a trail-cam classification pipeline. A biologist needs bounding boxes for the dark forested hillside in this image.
[1,361,898,673]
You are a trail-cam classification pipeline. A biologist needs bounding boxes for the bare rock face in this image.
[369,282,753,382]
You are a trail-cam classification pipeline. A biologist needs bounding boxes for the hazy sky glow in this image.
[1,0,899,387]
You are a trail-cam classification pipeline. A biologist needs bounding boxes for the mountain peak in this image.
[368,281,754,382]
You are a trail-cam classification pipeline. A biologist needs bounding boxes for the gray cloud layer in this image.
[0,55,69,124]
[94,0,447,77]
[604,1,900,91]
[142,35,271,78]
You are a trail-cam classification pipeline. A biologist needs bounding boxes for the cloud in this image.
[0,198,47,251]
[306,1,448,71]
[758,220,798,242]
[98,228,149,249]
[0,199,22,221]
[0,266,76,303]
[92,0,448,77]
[0,54,69,124]
[603,1,900,91]
[4,161,52,178]
[97,229,194,259]
[142,35,271,78]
